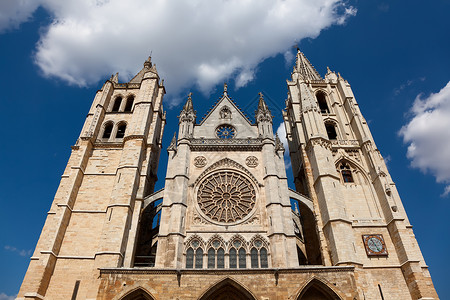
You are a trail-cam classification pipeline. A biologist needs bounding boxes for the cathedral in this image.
[17,50,439,299]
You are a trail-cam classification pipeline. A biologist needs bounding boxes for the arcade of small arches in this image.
[117,278,343,300]
[184,235,269,269]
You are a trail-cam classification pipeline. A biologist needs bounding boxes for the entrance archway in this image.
[120,287,155,300]
[198,278,256,300]
[297,279,342,300]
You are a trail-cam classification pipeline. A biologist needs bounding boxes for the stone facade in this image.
[17,52,438,300]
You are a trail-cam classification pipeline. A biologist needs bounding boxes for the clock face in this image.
[362,234,388,256]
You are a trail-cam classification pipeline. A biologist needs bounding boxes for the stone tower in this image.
[282,49,439,299]
[17,58,166,299]
[17,52,439,300]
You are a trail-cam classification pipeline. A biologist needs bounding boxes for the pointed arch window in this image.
[316,92,330,113]
[208,248,215,268]
[217,248,225,268]
[229,248,237,268]
[112,96,122,112]
[325,123,337,140]
[260,248,268,268]
[195,248,203,268]
[125,96,134,112]
[186,248,194,268]
[102,122,113,139]
[238,248,246,268]
[116,123,126,138]
[339,162,354,183]
[251,248,258,268]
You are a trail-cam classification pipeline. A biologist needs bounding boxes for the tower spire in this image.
[294,49,322,81]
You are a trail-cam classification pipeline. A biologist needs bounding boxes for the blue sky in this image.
[0,0,449,299]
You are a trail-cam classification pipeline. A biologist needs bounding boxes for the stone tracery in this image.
[197,171,256,223]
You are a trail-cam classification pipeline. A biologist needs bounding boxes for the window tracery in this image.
[197,171,256,223]
[338,162,354,183]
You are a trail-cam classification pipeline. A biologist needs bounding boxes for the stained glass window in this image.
[229,248,237,268]
[186,248,194,268]
[260,247,268,268]
[208,248,215,268]
[217,248,225,268]
[251,248,258,268]
[195,248,203,268]
[239,248,246,268]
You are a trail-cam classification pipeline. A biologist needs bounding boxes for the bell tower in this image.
[17,57,166,300]
[283,49,439,299]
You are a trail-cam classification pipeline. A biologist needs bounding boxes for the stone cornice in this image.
[99,265,354,276]
[188,138,263,152]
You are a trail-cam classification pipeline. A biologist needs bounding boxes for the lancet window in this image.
[338,162,354,183]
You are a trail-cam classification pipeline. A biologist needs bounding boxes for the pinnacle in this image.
[295,49,322,81]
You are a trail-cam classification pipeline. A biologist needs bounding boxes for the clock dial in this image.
[362,234,388,256]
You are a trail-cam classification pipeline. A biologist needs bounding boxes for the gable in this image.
[194,95,258,139]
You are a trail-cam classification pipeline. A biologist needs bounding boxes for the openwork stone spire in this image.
[294,49,322,81]
[255,92,272,123]
[179,92,196,123]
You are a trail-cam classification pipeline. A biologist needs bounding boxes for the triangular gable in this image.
[199,93,252,126]
[193,93,258,139]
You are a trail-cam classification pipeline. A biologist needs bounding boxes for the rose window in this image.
[216,125,236,139]
[197,171,256,223]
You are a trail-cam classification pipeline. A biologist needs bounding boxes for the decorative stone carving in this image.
[194,156,207,168]
[219,106,232,119]
[197,171,256,223]
[245,156,258,168]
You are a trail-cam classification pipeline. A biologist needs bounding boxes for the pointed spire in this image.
[167,132,177,152]
[255,92,272,124]
[179,92,196,124]
[183,92,194,111]
[144,56,152,69]
[257,92,269,111]
[294,49,322,81]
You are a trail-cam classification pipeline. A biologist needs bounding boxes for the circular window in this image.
[216,124,236,139]
[197,171,256,223]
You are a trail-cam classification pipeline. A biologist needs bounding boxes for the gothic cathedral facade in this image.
[17,51,438,299]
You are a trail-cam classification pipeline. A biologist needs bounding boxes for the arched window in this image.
[102,122,113,139]
[251,248,258,268]
[116,123,126,138]
[186,248,194,268]
[238,248,246,268]
[208,248,215,268]
[260,248,268,268]
[316,92,330,113]
[217,248,225,268]
[339,163,354,183]
[125,96,134,112]
[195,248,203,268]
[229,248,237,268]
[325,123,337,140]
[112,96,122,112]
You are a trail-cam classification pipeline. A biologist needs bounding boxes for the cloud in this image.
[4,245,32,257]
[1,0,356,103]
[0,293,16,300]
[399,81,450,195]
[393,77,426,96]
[0,0,41,32]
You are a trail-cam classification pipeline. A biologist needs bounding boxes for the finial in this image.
[224,83,228,94]
[144,56,152,68]
[327,66,331,73]
[259,92,263,100]
[294,202,299,214]
[188,92,192,100]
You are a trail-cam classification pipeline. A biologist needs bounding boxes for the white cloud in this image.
[0,0,41,32]
[4,245,32,257]
[2,0,356,103]
[399,81,450,195]
[0,293,16,300]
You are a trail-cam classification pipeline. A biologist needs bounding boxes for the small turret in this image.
[178,93,196,138]
[255,92,273,138]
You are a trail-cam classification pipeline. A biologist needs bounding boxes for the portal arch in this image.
[119,287,156,300]
[296,278,343,300]
[198,278,256,300]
